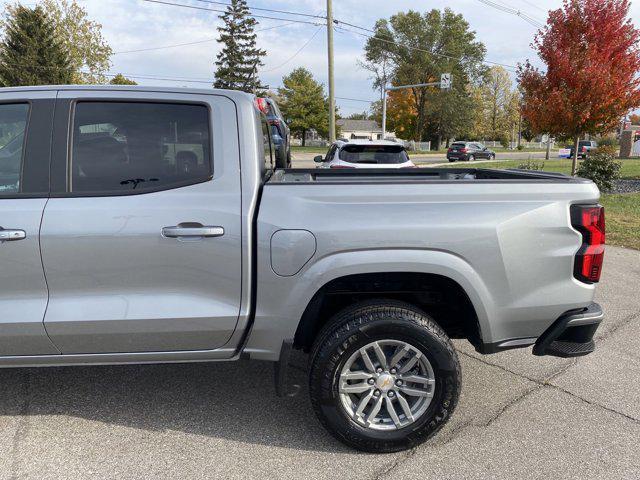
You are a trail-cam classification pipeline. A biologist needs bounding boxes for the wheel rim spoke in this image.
[341,383,372,394]
[365,395,384,426]
[396,392,414,422]
[385,397,402,428]
[402,374,435,385]
[372,342,387,369]
[360,348,376,372]
[340,371,374,381]
[399,352,421,374]
[390,345,410,367]
[355,390,374,419]
[399,385,433,398]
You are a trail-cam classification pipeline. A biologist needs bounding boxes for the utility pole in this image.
[326,0,336,143]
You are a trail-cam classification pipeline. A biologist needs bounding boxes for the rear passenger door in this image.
[41,91,243,354]
[0,93,58,356]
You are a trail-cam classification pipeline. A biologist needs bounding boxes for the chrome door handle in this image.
[0,229,26,241]
[162,226,225,238]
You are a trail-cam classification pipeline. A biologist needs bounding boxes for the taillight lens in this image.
[254,97,269,114]
[460,148,467,153]
[582,146,587,153]
[571,205,605,283]
[330,164,355,169]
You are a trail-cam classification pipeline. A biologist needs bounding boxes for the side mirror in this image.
[314,155,324,163]
[483,147,488,151]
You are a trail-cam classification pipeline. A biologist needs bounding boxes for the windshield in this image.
[338,144,409,164]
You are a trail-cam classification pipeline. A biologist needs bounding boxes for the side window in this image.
[260,113,273,171]
[71,102,211,194]
[0,103,29,194]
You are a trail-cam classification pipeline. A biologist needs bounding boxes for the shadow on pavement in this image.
[0,353,349,453]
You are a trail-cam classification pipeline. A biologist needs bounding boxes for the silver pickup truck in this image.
[0,86,605,452]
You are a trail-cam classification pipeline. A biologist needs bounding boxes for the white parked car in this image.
[314,140,416,169]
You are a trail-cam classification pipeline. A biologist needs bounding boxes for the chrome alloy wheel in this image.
[338,340,436,431]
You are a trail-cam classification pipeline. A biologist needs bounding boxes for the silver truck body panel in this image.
[0,86,601,367]
[245,180,599,360]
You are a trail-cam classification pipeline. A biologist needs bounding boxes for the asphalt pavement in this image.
[1,246,638,480]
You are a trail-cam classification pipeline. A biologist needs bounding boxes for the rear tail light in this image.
[254,97,269,114]
[571,205,605,283]
[581,146,587,153]
[330,165,355,169]
[460,148,468,153]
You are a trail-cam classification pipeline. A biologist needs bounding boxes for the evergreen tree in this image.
[213,0,266,93]
[0,6,73,86]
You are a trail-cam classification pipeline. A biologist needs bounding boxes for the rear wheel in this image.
[309,301,461,453]
[448,158,455,163]
[468,155,475,162]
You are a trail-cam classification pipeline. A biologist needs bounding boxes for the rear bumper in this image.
[476,303,603,358]
[532,302,603,358]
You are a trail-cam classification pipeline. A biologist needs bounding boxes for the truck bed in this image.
[269,168,589,184]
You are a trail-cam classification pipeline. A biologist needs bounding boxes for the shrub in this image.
[596,136,619,148]
[517,159,546,170]
[575,145,622,191]
[517,144,525,151]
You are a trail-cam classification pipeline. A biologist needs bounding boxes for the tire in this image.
[309,300,461,453]
[490,154,496,161]
[448,158,455,163]
[468,155,475,162]
[286,149,292,168]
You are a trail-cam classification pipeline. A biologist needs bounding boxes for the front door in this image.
[0,97,58,356]
[41,92,243,354]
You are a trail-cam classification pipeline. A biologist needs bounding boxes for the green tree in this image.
[365,9,486,148]
[278,68,329,145]
[476,66,518,141]
[0,6,73,86]
[214,0,266,92]
[36,0,112,83]
[109,73,137,85]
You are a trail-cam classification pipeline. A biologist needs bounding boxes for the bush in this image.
[517,144,524,151]
[596,136,619,148]
[575,145,622,191]
[517,159,545,170]
[499,136,510,149]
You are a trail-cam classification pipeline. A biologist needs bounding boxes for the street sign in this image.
[440,73,451,90]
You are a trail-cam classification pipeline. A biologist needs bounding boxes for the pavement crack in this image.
[596,311,640,344]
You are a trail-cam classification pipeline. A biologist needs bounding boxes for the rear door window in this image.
[0,103,29,194]
[71,102,211,194]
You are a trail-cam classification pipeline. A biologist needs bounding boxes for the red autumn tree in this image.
[518,0,640,174]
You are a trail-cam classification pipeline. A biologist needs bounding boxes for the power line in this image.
[335,25,519,71]
[335,96,376,103]
[112,21,300,55]
[139,0,325,26]
[192,0,325,20]
[476,0,544,28]
[262,27,322,73]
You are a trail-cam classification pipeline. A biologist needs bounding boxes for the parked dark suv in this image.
[257,97,291,168]
[447,141,496,162]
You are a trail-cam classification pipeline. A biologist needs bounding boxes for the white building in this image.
[337,119,397,141]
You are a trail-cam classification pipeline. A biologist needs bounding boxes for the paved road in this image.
[292,150,549,168]
[1,247,639,480]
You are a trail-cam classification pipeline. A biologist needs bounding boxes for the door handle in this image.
[162,226,225,238]
[0,229,26,241]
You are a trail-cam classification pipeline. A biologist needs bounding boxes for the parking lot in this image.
[1,246,638,480]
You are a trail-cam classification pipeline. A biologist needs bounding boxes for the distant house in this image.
[337,119,397,141]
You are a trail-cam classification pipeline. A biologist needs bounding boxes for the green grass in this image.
[600,193,640,250]
[434,158,640,179]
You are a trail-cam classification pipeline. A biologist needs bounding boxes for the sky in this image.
[3,0,640,115]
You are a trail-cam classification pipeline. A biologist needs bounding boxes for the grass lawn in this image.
[435,158,640,250]
[436,158,640,179]
[601,193,640,250]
